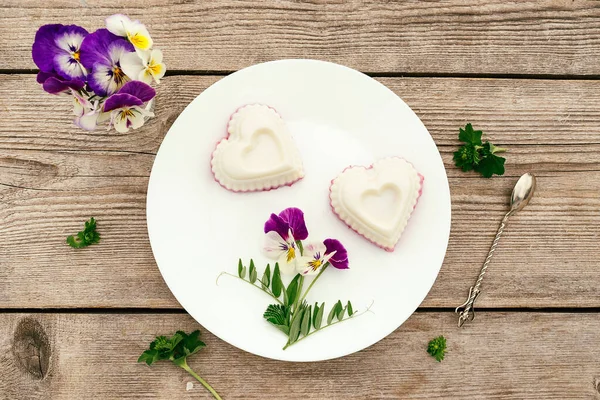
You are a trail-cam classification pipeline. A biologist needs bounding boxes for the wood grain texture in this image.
[1,312,600,399]
[1,75,600,309]
[4,1,600,75]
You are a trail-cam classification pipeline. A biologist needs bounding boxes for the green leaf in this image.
[241,266,247,279]
[427,335,447,362]
[263,304,288,325]
[261,264,271,289]
[314,302,325,330]
[458,123,483,145]
[288,307,305,343]
[327,303,337,325]
[347,301,354,316]
[237,259,243,278]
[286,274,302,308]
[272,263,283,298]
[335,300,345,321]
[66,217,100,248]
[312,303,319,327]
[249,260,257,284]
[264,303,291,336]
[300,305,312,337]
[475,142,506,178]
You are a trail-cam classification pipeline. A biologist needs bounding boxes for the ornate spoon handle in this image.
[455,210,512,327]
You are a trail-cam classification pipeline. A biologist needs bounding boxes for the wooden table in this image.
[1,1,600,399]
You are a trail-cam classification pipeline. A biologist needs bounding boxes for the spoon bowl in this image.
[510,173,536,212]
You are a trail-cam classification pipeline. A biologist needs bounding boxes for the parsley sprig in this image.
[66,217,100,248]
[453,123,506,178]
[139,330,222,400]
[427,335,447,362]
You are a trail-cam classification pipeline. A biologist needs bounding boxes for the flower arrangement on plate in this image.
[220,207,371,350]
[31,15,165,132]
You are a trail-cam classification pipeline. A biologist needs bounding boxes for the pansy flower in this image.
[297,239,349,275]
[79,29,135,96]
[103,81,155,133]
[32,24,89,80]
[121,49,166,84]
[263,207,309,274]
[106,14,153,51]
[36,71,84,95]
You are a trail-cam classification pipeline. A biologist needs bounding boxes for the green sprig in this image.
[138,330,222,399]
[66,217,100,248]
[427,335,447,362]
[453,123,506,178]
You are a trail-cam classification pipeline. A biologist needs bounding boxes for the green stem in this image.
[298,263,329,305]
[217,272,283,305]
[295,240,304,256]
[179,361,223,400]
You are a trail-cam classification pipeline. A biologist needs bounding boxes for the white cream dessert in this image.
[329,157,424,251]
[211,104,304,192]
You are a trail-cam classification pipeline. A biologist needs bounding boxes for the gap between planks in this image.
[4,68,600,81]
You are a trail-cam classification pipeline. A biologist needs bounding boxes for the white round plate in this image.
[147,59,451,362]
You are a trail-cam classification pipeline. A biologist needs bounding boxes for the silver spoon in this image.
[455,172,536,327]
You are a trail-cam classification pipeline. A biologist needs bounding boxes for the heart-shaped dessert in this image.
[329,157,424,251]
[211,104,304,192]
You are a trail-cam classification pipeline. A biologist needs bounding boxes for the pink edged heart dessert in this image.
[211,104,304,192]
[329,157,424,252]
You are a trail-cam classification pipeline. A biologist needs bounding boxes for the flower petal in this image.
[149,63,166,84]
[127,21,153,50]
[264,213,291,240]
[263,230,287,260]
[106,14,131,37]
[42,76,85,94]
[150,49,163,64]
[117,80,155,102]
[74,111,100,131]
[103,93,144,112]
[277,254,297,275]
[324,238,349,269]
[303,241,327,258]
[113,110,130,133]
[87,64,119,97]
[128,106,147,130]
[32,24,63,72]
[120,51,145,80]
[279,207,308,240]
[36,71,57,84]
[54,52,86,80]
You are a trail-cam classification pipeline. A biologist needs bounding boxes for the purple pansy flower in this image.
[324,238,349,270]
[102,81,155,133]
[263,207,308,274]
[32,24,88,80]
[79,29,135,97]
[36,71,84,95]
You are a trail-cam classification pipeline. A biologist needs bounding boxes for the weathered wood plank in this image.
[1,154,599,309]
[1,74,600,309]
[3,1,600,75]
[3,75,600,153]
[1,312,599,399]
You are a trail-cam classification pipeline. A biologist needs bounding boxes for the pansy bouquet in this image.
[220,207,369,349]
[31,15,165,132]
